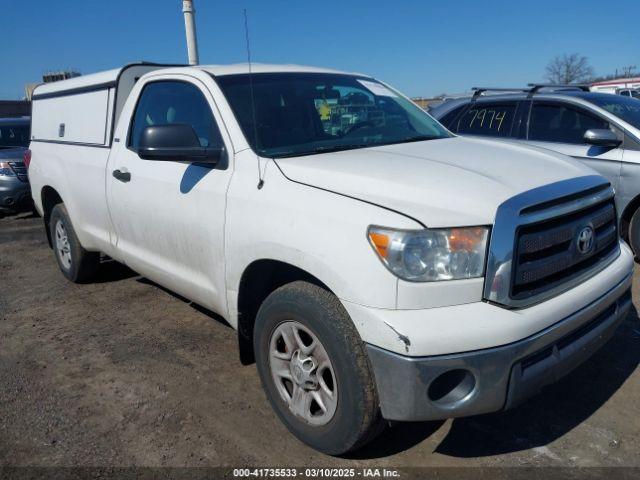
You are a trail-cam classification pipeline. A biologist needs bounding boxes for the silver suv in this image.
[0,117,31,217]
[430,86,640,257]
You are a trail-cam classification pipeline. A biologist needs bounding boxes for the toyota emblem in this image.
[576,226,594,255]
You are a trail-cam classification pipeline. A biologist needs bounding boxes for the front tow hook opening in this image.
[428,369,477,406]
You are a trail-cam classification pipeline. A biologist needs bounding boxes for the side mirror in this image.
[583,129,622,148]
[137,124,223,164]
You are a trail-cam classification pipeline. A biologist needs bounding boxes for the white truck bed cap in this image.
[31,63,179,147]
[32,68,122,97]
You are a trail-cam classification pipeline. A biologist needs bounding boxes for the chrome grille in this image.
[8,161,28,182]
[512,199,617,300]
[484,176,620,308]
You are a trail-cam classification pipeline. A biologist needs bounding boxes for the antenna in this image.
[244,9,264,189]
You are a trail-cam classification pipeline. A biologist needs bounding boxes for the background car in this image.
[430,86,640,257]
[0,117,31,218]
[617,88,640,99]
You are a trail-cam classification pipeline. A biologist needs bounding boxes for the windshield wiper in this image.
[269,136,444,159]
[310,144,370,154]
[385,135,444,145]
[271,143,370,158]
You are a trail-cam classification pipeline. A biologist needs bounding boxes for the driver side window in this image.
[129,81,224,150]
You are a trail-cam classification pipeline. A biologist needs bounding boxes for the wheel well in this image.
[619,195,640,243]
[236,259,331,365]
[41,186,63,248]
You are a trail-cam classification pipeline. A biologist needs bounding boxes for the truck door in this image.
[524,101,623,189]
[106,76,233,313]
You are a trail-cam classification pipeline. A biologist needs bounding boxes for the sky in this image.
[1,0,638,100]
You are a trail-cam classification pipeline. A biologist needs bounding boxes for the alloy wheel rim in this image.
[268,321,338,426]
[55,219,72,270]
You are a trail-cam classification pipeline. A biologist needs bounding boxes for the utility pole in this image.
[182,0,199,65]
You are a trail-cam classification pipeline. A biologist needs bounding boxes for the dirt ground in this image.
[1,212,639,470]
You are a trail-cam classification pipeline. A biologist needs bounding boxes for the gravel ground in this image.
[1,212,639,470]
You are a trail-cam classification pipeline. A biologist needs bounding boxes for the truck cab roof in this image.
[199,63,359,77]
[32,62,360,98]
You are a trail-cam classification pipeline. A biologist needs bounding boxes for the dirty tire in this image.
[629,208,640,260]
[49,204,99,283]
[254,281,385,455]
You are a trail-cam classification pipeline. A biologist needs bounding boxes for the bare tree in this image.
[545,53,594,84]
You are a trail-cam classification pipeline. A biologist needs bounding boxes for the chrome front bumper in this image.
[0,174,31,213]
[366,273,633,422]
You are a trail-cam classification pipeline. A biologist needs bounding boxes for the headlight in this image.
[0,162,16,177]
[368,225,489,282]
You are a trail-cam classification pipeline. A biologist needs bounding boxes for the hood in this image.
[275,137,594,227]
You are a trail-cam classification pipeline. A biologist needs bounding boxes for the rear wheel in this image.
[49,204,99,282]
[254,281,384,455]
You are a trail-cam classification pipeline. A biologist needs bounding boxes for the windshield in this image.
[216,73,449,158]
[0,123,30,148]
[586,95,640,129]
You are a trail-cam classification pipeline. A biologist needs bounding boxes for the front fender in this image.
[224,156,421,325]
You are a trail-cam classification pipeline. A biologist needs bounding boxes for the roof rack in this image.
[526,83,591,96]
[469,84,591,103]
[470,87,530,99]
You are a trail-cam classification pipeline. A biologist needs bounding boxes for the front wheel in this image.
[628,208,640,260]
[254,281,384,455]
[49,204,99,283]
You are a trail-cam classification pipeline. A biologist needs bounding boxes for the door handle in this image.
[112,169,131,183]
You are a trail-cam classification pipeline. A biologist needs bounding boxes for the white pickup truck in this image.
[27,62,634,454]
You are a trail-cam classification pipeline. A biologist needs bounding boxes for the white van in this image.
[27,62,634,454]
